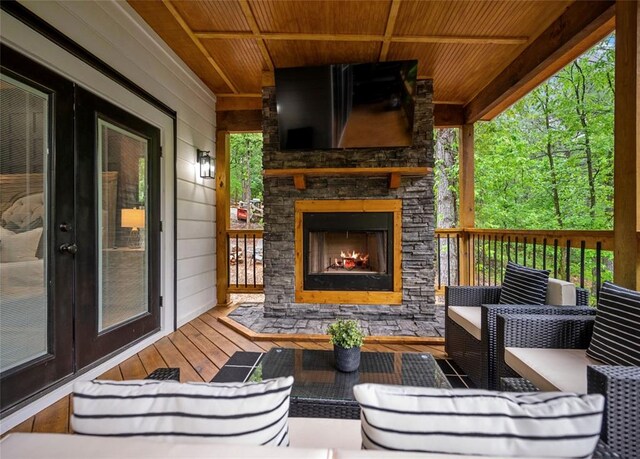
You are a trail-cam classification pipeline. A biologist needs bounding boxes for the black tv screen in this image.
[275,60,418,150]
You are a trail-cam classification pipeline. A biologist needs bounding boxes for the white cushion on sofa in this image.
[0,433,330,459]
[353,383,604,458]
[72,377,293,446]
[546,278,577,305]
[447,306,481,340]
[505,347,602,393]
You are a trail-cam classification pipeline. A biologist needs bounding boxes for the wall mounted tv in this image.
[275,60,418,150]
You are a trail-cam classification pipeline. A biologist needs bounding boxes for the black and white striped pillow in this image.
[499,261,550,305]
[587,281,640,366]
[72,377,293,446]
[354,384,604,458]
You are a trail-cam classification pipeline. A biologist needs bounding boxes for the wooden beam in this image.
[464,1,615,123]
[237,0,274,71]
[434,104,464,127]
[293,174,306,190]
[162,0,238,93]
[613,0,640,290]
[216,110,262,132]
[216,96,262,111]
[261,71,275,87]
[379,0,401,61]
[194,31,529,46]
[216,131,231,307]
[459,124,474,285]
[388,172,402,189]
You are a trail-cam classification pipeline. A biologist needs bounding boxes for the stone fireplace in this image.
[295,199,402,304]
[262,80,435,320]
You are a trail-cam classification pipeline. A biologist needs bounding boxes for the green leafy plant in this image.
[326,319,364,349]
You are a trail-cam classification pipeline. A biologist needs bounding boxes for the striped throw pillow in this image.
[499,261,550,305]
[72,377,293,446]
[354,384,604,458]
[587,281,640,366]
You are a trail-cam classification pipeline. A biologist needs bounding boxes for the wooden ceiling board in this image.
[172,1,250,32]
[394,1,572,38]
[128,1,231,93]
[249,0,391,35]
[266,40,381,68]
[201,39,265,93]
[387,42,525,103]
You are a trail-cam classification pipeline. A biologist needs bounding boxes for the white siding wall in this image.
[18,0,218,326]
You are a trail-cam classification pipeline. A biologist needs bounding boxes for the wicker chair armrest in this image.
[496,314,595,350]
[588,365,640,458]
[576,287,590,306]
[444,285,502,307]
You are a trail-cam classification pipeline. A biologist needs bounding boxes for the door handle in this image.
[59,243,78,255]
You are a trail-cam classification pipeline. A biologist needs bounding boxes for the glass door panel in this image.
[97,119,149,331]
[0,74,49,372]
[1,45,74,411]
[75,87,160,369]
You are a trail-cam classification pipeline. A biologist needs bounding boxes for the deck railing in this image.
[227,229,264,293]
[224,227,617,302]
[436,228,615,302]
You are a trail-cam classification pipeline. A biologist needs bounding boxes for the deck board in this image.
[6,305,444,434]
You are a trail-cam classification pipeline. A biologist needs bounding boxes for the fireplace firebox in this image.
[294,199,402,305]
[304,212,393,291]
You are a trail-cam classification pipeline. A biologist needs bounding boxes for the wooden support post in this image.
[388,172,402,189]
[216,131,231,306]
[613,0,640,290]
[459,124,475,285]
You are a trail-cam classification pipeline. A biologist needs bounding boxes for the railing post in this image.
[613,0,640,290]
[459,124,475,285]
[216,131,231,307]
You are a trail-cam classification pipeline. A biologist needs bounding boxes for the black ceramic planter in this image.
[333,345,361,372]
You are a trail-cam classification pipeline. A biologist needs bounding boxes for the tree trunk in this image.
[571,62,597,219]
[540,84,564,227]
[435,128,459,285]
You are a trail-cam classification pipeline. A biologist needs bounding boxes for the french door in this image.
[0,46,161,411]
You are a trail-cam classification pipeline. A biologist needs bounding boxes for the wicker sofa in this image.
[495,313,640,458]
[445,279,592,389]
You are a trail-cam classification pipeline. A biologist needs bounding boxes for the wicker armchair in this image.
[444,284,592,389]
[495,314,640,458]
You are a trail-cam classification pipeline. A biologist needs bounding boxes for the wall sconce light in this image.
[197,149,214,179]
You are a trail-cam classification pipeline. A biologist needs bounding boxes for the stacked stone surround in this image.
[262,80,435,320]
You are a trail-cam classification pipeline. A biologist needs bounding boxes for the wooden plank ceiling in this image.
[128,0,613,121]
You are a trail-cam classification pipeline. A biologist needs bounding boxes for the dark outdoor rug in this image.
[211,351,475,389]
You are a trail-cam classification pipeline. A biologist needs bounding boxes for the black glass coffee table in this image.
[249,348,451,419]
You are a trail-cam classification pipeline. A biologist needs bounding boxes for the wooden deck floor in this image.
[6,306,445,435]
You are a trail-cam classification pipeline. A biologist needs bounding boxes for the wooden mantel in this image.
[263,166,432,190]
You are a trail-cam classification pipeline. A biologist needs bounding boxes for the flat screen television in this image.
[275,60,418,150]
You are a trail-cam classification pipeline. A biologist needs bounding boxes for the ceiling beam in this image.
[380,0,402,61]
[162,0,238,93]
[216,96,263,111]
[217,109,262,132]
[464,0,615,123]
[194,31,528,45]
[434,104,465,128]
[237,0,274,71]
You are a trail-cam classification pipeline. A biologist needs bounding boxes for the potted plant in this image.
[327,319,365,372]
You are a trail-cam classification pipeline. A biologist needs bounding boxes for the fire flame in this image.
[340,250,360,259]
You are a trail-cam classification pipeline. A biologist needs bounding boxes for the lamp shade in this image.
[121,208,145,229]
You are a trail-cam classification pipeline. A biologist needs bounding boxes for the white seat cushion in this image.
[289,418,361,450]
[545,278,577,305]
[505,348,602,393]
[0,433,331,459]
[447,306,481,340]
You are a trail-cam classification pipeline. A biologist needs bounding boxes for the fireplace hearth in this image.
[304,212,393,291]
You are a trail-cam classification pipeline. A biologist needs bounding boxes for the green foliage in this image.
[474,35,614,231]
[326,319,364,349]
[230,133,263,204]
